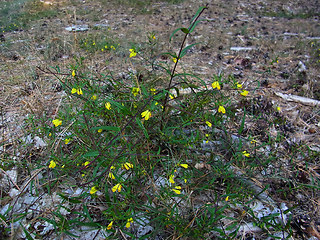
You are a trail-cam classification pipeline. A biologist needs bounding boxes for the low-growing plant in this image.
[4,4,318,240]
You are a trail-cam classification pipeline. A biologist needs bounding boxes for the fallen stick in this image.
[274,92,320,106]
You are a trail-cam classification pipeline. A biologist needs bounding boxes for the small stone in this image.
[230,47,255,51]
[34,136,47,148]
[298,61,307,73]
[0,168,18,189]
[65,25,89,32]
[9,188,20,198]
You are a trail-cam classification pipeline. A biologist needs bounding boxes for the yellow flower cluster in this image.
[218,105,226,114]
[105,102,111,110]
[212,81,221,90]
[141,110,151,120]
[129,49,137,58]
[242,151,250,157]
[49,160,56,168]
[112,183,122,192]
[90,186,98,195]
[52,119,62,127]
[71,88,83,95]
[132,87,140,96]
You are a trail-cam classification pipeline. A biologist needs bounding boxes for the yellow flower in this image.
[49,160,56,169]
[90,186,98,195]
[105,102,111,110]
[108,172,115,179]
[150,88,156,94]
[242,151,250,157]
[132,87,140,96]
[98,129,103,133]
[107,221,113,230]
[236,83,242,89]
[178,164,189,169]
[52,119,62,127]
[111,45,116,50]
[184,179,187,183]
[64,138,71,144]
[71,88,83,95]
[72,70,75,77]
[84,161,90,167]
[129,49,137,58]
[172,57,180,63]
[112,183,122,192]
[126,218,133,228]
[225,196,229,201]
[218,105,226,114]
[206,121,212,128]
[276,106,281,112]
[91,95,97,100]
[212,81,221,90]
[169,175,175,184]
[141,110,151,120]
[172,186,181,194]
[122,162,133,170]
[101,48,104,52]
[169,94,176,99]
[240,90,249,96]
[251,139,256,144]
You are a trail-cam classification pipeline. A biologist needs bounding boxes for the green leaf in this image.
[190,6,207,25]
[136,117,149,139]
[39,217,57,227]
[188,19,205,34]
[180,43,200,58]
[64,230,80,238]
[20,223,34,240]
[238,108,246,135]
[83,205,93,221]
[109,100,131,115]
[57,193,82,204]
[180,28,189,34]
[82,151,100,158]
[169,27,185,41]
[225,222,240,231]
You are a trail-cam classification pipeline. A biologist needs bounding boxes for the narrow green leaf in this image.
[39,217,57,227]
[226,222,240,231]
[82,151,100,158]
[64,230,80,238]
[190,6,206,25]
[83,205,93,221]
[238,108,246,135]
[180,43,200,58]
[20,223,34,240]
[189,19,205,33]
[181,28,189,34]
[169,27,185,41]
[136,117,149,139]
